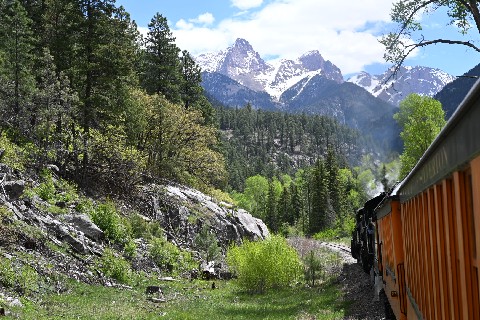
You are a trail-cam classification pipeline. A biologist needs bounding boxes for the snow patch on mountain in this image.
[348,66,456,106]
[196,38,343,100]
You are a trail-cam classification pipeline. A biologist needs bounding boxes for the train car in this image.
[351,193,385,273]
[372,79,480,320]
[375,187,406,319]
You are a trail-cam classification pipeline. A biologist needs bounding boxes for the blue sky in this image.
[116,0,479,77]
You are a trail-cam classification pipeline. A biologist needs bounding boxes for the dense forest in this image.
[0,0,223,193]
[0,0,391,236]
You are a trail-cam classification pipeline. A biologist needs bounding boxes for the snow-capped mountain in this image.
[347,66,456,106]
[196,38,343,100]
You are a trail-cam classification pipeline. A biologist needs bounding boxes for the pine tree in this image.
[266,180,278,233]
[33,48,77,167]
[309,159,331,234]
[325,147,340,220]
[141,13,181,103]
[0,0,36,135]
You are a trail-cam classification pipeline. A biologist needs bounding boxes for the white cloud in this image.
[171,0,406,74]
[176,19,194,30]
[191,12,215,25]
[231,0,264,11]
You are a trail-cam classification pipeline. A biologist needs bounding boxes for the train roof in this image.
[396,79,480,202]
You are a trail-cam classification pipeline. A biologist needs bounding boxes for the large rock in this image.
[3,180,25,200]
[62,214,105,242]
[53,224,88,254]
[135,183,269,249]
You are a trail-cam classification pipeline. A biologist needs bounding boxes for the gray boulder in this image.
[62,214,105,242]
[53,224,88,254]
[135,183,269,250]
[3,180,25,200]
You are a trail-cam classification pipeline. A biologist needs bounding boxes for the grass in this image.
[8,277,348,320]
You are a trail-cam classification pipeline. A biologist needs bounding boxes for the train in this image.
[351,79,480,320]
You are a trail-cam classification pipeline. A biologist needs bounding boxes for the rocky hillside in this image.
[0,163,268,312]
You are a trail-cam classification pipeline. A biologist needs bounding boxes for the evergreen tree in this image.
[325,147,340,220]
[141,13,181,103]
[0,0,36,135]
[309,159,331,234]
[33,48,77,167]
[266,179,278,233]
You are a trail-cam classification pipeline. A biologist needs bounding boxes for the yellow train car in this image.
[374,79,480,320]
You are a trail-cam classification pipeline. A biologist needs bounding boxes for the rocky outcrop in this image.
[134,183,269,250]
[62,214,105,242]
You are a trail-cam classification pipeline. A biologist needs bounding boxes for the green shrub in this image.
[0,257,38,294]
[313,228,338,241]
[123,238,137,259]
[304,250,323,286]
[90,199,129,244]
[0,257,16,288]
[227,235,303,293]
[194,224,221,263]
[0,132,29,171]
[149,237,195,274]
[36,169,56,203]
[99,248,132,284]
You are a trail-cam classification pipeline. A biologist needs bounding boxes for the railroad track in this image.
[320,242,351,254]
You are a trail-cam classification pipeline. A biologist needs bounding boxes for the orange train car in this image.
[363,79,480,320]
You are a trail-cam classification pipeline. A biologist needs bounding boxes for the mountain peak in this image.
[196,38,343,98]
[232,38,253,50]
[348,66,455,105]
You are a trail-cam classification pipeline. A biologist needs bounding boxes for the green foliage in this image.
[0,132,29,171]
[227,235,302,293]
[90,199,129,245]
[394,94,446,178]
[217,105,367,192]
[27,168,79,209]
[98,248,132,284]
[0,256,16,288]
[0,256,38,295]
[36,169,56,202]
[88,126,147,194]
[194,224,221,263]
[143,95,226,187]
[232,174,269,220]
[304,250,322,287]
[123,238,137,260]
[149,237,195,274]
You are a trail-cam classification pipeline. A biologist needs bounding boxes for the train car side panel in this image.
[471,156,480,319]
[377,197,407,320]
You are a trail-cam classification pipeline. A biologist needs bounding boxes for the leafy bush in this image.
[36,170,56,202]
[99,248,132,284]
[90,199,129,244]
[27,169,79,209]
[123,238,137,259]
[227,235,303,293]
[304,250,323,286]
[0,257,16,288]
[194,224,221,263]
[0,132,29,171]
[149,237,195,274]
[0,257,38,294]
